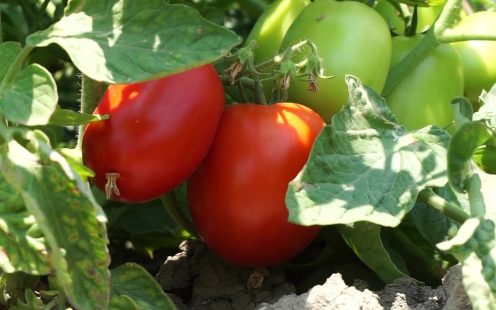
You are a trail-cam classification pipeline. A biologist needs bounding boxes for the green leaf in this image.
[49,107,108,126]
[0,64,58,126]
[57,147,95,180]
[286,75,450,227]
[0,130,110,310]
[437,217,496,310]
[448,121,493,192]
[0,42,21,82]
[340,222,409,283]
[0,175,50,275]
[452,96,473,128]
[110,263,176,310]
[475,83,496,128]
[9,289,46,310]
[26,0,241,84]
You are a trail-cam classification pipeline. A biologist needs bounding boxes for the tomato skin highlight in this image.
[82,64,225,203]
[188,103,325,267]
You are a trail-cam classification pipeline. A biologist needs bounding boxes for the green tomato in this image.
[243,0,309,101]
[416,5,443,33]
[280,0,392,122]
[385,35,463,130]
[245,0,309,64]
[451,11,496,107]
[374,0,405,34]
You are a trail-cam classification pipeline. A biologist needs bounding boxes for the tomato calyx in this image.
[104,172,121,199]
[222,40,329,105]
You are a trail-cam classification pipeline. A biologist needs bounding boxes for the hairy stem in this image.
[76,75,103,150]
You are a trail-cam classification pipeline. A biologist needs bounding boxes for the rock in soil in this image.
[156,240,471,310]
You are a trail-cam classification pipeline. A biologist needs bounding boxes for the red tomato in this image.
[83,65,224,203]
[187,102,325,267]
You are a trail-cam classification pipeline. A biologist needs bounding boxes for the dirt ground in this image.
[156,240,472,310]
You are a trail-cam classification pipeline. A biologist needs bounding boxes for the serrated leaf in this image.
[26,0,241,84]
[0,175,50,275]
[110,263,176,310]
[49,107,108,126]
[0,42,21,81]
[0,130,110,310]
[340,222,409,283]
[287,75,450,227]
[0,64,57,126]
[437,217,496,310]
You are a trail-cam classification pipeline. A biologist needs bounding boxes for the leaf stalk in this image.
[418,188,470,223]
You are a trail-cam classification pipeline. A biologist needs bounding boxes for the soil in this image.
[156,240,472,310]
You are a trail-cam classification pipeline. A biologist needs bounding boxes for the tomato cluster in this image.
[82,0,495,268]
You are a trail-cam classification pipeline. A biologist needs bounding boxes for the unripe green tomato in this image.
[374,0,405,34]
[280,0,392,122]
[245,0,309,64]
[385,35,463,130]
[451,11,496,107]
[244,0,309,100]
[416,5,443,33]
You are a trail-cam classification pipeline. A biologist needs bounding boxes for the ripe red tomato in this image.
[83,65,224,203]
[187,102,325,267]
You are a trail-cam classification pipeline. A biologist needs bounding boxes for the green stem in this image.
[382,0,463,97]
[382,31,439,97]
[418,188,470,223]
[0,46,34,94]
[160,193,198,237]
[466,174,485,217]
[76,75,103,150]
[30,0,51,33]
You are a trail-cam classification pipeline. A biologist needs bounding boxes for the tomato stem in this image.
[76,74,103,150]
[160,193,198,237]
[466,174,486,217]
[382,31,439,97]
[417,188,469,223]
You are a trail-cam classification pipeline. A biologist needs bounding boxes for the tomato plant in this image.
[244,0,309,99]
[187,102,325,267]
[374,0,405,34]
[245,0,309,65]
[451,11,496,107]
[385,35,463,130]
[83,64,225,203]
[279,0,392,122]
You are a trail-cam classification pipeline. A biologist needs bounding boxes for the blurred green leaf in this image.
[0,175,50,275]
[0,42,21,81]
[49,107,108,126]
[452,96,473,128]
[287,75,450,227]
[437,217,496,310]
[340,222,409,283]
[448,121,493,192]
[110,263,176,310]
[0,129,110,310]
[26,0,241,84]
[0,64,58,126]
